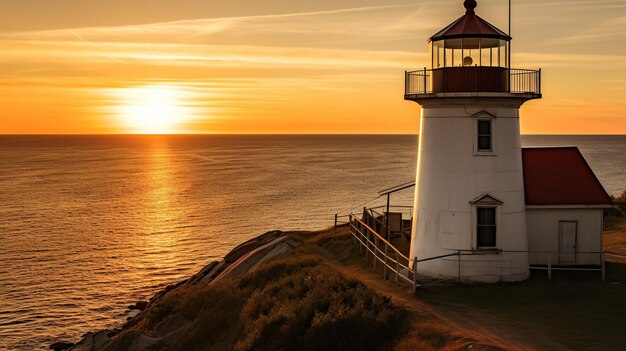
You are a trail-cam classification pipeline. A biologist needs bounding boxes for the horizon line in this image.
[2,133,626,137]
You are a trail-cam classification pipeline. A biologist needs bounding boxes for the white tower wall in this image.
[409,99,530,282]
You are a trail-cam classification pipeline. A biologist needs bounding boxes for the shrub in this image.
[113,254,407,351]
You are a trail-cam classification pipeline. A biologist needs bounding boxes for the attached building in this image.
[523,147,613,266]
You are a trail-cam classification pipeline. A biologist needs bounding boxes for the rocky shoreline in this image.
[52,230,300,351]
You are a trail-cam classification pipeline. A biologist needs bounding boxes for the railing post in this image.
[395,252,400,286]
[538,68,542,94]
[423,67,427,93]
[405,70,409,95]
[359,225,363,253]
[334,214,338,234]
[350,216,356,247]
[373,236,378,270]
[383,243,388,279]
[457,252,461,283]
[412,257,418,292]
[365,230,369,264]
[548,254,552,280]
[602,252,606,283]
[385,194,390,240]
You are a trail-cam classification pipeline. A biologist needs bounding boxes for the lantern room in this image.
[431,0,510,69]
[404,0,541,98]
[431,0,510,93]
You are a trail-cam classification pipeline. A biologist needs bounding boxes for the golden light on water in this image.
[110,85,199,134]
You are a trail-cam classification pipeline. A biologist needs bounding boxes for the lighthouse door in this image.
[559,221,577,265]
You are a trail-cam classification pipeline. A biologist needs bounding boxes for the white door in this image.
[559,221,577,265]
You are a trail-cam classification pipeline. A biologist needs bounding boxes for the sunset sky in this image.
[1,0,625,134]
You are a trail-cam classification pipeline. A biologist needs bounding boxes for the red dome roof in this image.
[430,1,511,42]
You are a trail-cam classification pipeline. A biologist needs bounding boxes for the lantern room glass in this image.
[431,38,509,68]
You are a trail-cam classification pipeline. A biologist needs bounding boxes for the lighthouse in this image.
[405,0,542,282]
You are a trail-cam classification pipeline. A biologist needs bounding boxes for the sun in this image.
[111,85,197,134]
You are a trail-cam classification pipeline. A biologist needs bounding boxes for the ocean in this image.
[0,135,624,350]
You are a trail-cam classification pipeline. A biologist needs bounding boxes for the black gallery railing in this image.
[405,67,541,96]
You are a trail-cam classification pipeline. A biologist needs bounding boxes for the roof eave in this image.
[429,34,512,42]
[526,204,613,209]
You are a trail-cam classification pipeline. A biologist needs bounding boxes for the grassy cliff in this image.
[102,253,409,351]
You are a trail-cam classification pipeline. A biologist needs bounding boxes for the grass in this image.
[110,253,409,351]
[417,273,626,351]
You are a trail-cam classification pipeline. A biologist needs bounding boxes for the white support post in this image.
[602,252,606,283]
[395,252,400,286]
[359,224,363,253]
[373,236,378,270]
[383,243,388,279]
[548,254,552,280]
[365,230,369,264]
[412,257,418,291]
[457,252,462,283]
[351,220,356,247]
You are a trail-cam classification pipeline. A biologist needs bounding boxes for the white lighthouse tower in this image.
[406,0,541,282]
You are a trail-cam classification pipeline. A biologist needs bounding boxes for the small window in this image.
[477,120,492,152]
[477,207,496,248]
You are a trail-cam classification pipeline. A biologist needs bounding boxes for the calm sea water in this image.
[0,135,624,350]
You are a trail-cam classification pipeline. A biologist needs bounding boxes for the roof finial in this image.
[464,0,477,14]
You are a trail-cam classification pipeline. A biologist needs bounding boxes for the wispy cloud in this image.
[6,4,435,45]
[515,52,626,68]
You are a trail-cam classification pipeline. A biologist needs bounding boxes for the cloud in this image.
[550,15,626,44]
[5,3,436,46]
[514,52,626,68]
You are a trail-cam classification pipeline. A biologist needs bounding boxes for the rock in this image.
[224,230,283,263]
[186,261,219,285]
[211,236,296,284]
[147,279,187,308]
[50,342,74,351]
[93,331,112,349]
[69,330,114,351]
[197,261,227,285]
[247,239,300,273]
[69,332,94,351]
[128,301,148,311]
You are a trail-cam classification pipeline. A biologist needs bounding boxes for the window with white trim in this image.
[477,120,492,152]
[477,207,496,248]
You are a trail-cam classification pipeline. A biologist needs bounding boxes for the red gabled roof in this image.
[522,147,612,206]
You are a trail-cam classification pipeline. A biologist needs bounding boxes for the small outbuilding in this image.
[523,147,613,266]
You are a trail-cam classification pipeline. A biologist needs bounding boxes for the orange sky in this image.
[1,0,625,134]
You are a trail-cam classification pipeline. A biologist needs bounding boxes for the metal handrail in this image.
[349,215,418,288]
[350,214,410,262]
[351,224,413,274]
[368,205,414,210]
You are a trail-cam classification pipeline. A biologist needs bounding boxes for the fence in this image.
[346,214,607,286]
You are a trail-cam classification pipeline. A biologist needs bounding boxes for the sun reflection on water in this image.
[133,140,186,274]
